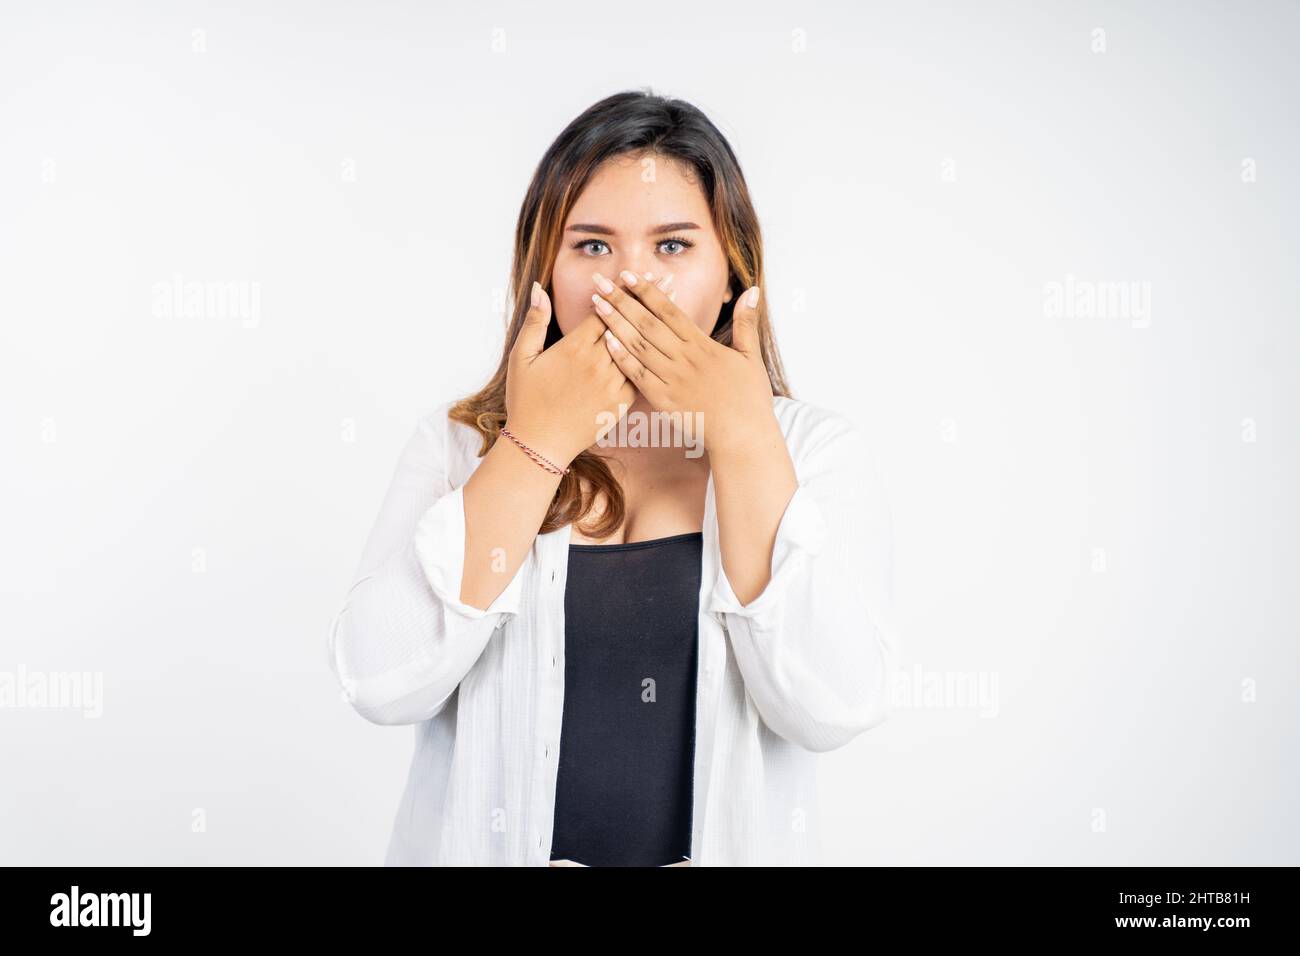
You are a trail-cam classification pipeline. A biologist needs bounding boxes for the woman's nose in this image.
[611,254,656,281]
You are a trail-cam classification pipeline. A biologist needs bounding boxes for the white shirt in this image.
[327,394,900,866]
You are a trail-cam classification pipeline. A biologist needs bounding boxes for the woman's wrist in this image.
[704,407,784,463]
[478,432,566,495]
[499,419,578,472]
[499,424,572,475]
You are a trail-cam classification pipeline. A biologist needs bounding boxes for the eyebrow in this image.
[565,221,701,236]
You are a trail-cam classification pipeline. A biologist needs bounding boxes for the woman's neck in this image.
[588,391,708,472]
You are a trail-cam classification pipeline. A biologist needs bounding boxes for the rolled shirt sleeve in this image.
[706,479,826,623]
[413,484,527,623]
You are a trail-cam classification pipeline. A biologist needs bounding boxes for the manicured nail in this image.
[591,292,613,315]
[659,273,674,292]
[531,281,541,307]
[643,271,655,280]
[619,269,639,287]
[604,328,622,350]
[592,272,614,295]
[747,286,760,308]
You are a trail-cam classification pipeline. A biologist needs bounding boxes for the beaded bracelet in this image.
[499,425,571,476]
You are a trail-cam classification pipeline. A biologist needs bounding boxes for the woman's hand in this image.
[505,280,637,467]
[592,268,798,605]
[590,269,777,455]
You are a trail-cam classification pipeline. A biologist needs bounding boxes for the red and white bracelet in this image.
[499,425,571,476]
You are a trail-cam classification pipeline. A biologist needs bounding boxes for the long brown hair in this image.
[450,88,791,536]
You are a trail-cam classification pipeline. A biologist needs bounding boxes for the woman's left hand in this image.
[591,269,777,455]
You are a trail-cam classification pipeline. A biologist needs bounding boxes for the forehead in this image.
[565,153,712,230]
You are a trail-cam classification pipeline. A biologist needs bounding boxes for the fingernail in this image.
[747,286,760,308]
[619,269,639,287]
[531,281,541,307]
[604,328,622,350]
[659,273,674,291]
[591,292,613,315]
[592,272,614,295]
[643,271,655,280]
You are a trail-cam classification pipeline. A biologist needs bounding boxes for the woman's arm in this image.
[458,284,636,610]
[708,406,900,753]
[458,437,564,609]
[327,409,534,726]
[709,413,798,605]
[329,285,634,725]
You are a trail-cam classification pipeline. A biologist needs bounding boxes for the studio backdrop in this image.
[1,0,1296,865]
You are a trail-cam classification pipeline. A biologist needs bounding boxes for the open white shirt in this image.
[327,395,899,865]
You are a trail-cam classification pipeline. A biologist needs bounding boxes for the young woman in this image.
[328,89,899,867]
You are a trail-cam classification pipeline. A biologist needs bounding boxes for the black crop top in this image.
[548,531,703,867]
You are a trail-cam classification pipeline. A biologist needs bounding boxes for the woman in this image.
[328,89,899,866]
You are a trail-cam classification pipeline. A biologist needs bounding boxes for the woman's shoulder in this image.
[770,394,866,453]
[770,395,889,505]
[412,397,487,467]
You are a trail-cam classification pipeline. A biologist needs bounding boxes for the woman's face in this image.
[549,152,733,337]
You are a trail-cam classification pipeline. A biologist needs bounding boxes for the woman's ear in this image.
[723,285,733,304]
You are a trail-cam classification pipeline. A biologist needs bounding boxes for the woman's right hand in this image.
[504,280,637,467]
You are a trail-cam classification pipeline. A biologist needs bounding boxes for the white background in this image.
[1,0,1296,864]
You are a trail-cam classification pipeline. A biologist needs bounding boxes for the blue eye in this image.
[570,236,696,256]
